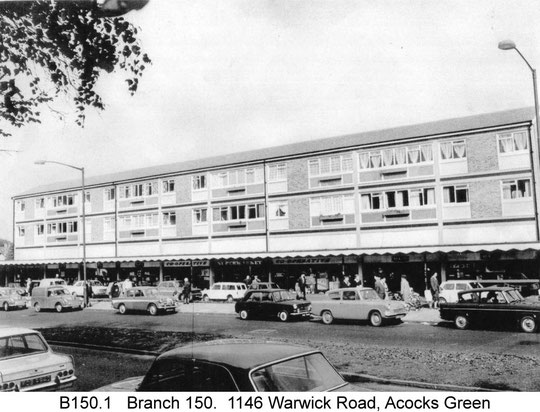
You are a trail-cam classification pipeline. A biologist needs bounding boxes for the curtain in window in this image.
[410,190,421,207]
[523,180,531,197]
[361,194,371,210]
[370,153,381,168]
[443,187,451,203]
[395,147,407,165]
[359,153,370,169]
[440,142,452,160]
[408,147,420,164]
[382,149,394,167]
[499,138,512,153]
[514,133,527,150]
[454,142,466,158]
[426,188,435,205]
[421,145,433,161]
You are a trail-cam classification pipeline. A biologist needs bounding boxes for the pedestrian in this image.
[351,274,361,287]
[298,272,307,300]
[182,277,191,304]
[341,275,351,287]
[85,281,92,307]
[400,274,412,303]
[430,272,440,308]
[374,273,386,299]
[243,275,251,286]
[251,275,260,289]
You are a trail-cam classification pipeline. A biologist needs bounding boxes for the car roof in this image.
[0,327,40,338]
[247,288,286,293]
[457,286,516,294]
[328,287,374,292]
[442,280,480,283]
[158,339,318,370]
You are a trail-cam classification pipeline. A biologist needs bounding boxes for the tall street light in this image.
[499,40,540,242]
[35,160,88,306]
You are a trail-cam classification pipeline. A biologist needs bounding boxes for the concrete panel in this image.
[211,236,266,253]
[443,221,536,244]
[269,231,357,252]
[360,227,439,248]
[161,240,210,255]
[118,242,160,256]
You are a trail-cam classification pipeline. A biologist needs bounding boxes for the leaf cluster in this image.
[0,0,151,136]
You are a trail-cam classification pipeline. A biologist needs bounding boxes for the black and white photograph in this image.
[1,0,540,404]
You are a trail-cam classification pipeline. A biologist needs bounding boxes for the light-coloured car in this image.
[201,282,247,302]
[31,286,84,313]
[66,280,108,298]
[112,287,176,315]
[0,287,28,311]
[439,280,483,304]
[0,327,76,391]
[311,287,409,326]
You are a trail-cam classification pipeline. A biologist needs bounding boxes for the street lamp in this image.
[34,160,88,306]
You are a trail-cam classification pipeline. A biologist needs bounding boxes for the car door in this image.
[326,290,346,319]
[340,289,366,320]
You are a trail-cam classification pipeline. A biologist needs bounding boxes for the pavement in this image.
[87,298,442,324]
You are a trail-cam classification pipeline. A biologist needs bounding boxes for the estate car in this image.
[0,327,76,391]
[311,287,408,326]
[439,286,540,333]
[201,282,247,302]
[111,287,176,315]
[235,289,311,322]
[94,340,359,392]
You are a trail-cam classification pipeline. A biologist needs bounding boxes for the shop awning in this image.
[1,242,539,266]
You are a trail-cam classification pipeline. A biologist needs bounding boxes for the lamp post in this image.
[35,160,88,306]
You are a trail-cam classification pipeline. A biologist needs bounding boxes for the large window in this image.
[47,221,78,235]
[498,132,528,154]
[212,168,264,188]
[48,194,74,208]
[104,188,115,201]
[162,211,176,226]
[15,200,25,212]
[269,202,288,218]
[311,195,353,216]
[440,140,467,161]
[268,163,287,181]
[308,154,353,176]
[213,203,264,221]
[162,179,175,193]
[119,182,158,199]
[410,188,435,206]
[359,144,433,169]
[192,175,207,190]
[361,193,382,210]
[362,188,435,210]
[35,198,44,209]
[385,190,409,208]
[502,179,531,199]
[193,208,208,224]
[119,213,158,229]
[443,185,469,204]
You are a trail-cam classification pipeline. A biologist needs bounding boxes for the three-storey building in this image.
[3,107,540,293]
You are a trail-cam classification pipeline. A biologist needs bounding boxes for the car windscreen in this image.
[504,290,524,303]
[271,291,295,302]
[250,352,345,392]
[0,333,48,359]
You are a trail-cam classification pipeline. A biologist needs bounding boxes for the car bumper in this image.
[290,311,312,318]
[8,303,27,310]
[383,311,407,318]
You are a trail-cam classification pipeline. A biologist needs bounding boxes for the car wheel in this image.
[454,315,469,330]
[148,304,158,316]
[34,302,41,312]
[520,316,537,333]
[438,297,447,304]
[3,302,9,312]
[203,295,210,302]
[226,295,234,303]
[55,303,63,313]
[321,310,334,325]
[119,304,127,315]
[278,311,289,322]
[369,311,383,327]
[239,309,249,320]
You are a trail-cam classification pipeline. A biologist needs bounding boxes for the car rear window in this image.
[0,333,48,359]
[442,283,455,290]
[456,284,467,290]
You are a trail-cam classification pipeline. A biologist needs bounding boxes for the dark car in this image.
[235,289,311,322]
[94,339,360,392]
[439,286,540,333]
[249,282,280,290]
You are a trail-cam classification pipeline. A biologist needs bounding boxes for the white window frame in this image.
[162,211,177,226]
[443,185,470,204]
[193,208,208,224]
[192,175,207,191]
[15,200,25,213]
[311,195,353,216]
[35,223,44,236]
[162,179,176,193]
[104,188,115,202]
[212,167,264,188]
[308,154,353,177]
[497,132,528,155]
[502,179,532,200]
[17,226,25,237]
[409,187,436,207]
[440,140,467,161]
[269,202,288,218]
[35,198,45,210]
[48,194,75,208]
[358,144,433,170]
[361,193,383,211]
[268,163,287,182]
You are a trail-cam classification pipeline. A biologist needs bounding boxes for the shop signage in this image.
[216,260,262,266]
[164,260,209,267]
[391,254,409,262]
[274,257,334,265]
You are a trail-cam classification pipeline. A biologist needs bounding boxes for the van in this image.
[31,286,84,313]
[439,280,483,303]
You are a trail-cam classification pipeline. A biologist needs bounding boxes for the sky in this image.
[1,0,540,240]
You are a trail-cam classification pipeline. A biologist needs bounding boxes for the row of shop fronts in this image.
[1,248,539,295]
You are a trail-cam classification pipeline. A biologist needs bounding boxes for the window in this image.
[212,168,263,188]
[119,213,158,229]
[163,211,176,226]
[104,188,115,201]
[308,154,353,176]
[361,193,382,210]
[502,179,532,199]
[410,188,435,207]
[144,182,158,196]
[359,145,433,170]
[192,175,207,190]
[385,190,409,208]
[48,194,75,208]
[47,221,78,234]
[104,217,115,231]
[193,208,208,224]
[85,191,91,203]
[268,163,287,181]
[498,132,528,154]
[35,198,44,209]
[17,226,25,237]
[15,200,25,212]
[440,140,467,160]
[36,224,44,236]
[269,202,288,218]
[443,185,469,204]
[212,203,264,221]
[162,179,175,193]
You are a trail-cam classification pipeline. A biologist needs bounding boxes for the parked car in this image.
[439,286,540,333]
[235,289,311,322]
[249,282,280,290]
[201,282,247,302]
[0,327,77,391]
[438,280,483,303]
[31,286,84,313]
[27,278,68,296]
[0,287,27,311]
[310,287,408,327]
[111,287,176,316]
[156,280,202,301]
[66,280,108,298]
[94,339,358,392]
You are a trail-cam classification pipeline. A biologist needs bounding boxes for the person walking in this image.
[430,272,440,308]
[182,277,191,304]
[298,272,307,300]
[400,274,412,303]
[251,275,260,289]
[374,274,386,299]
